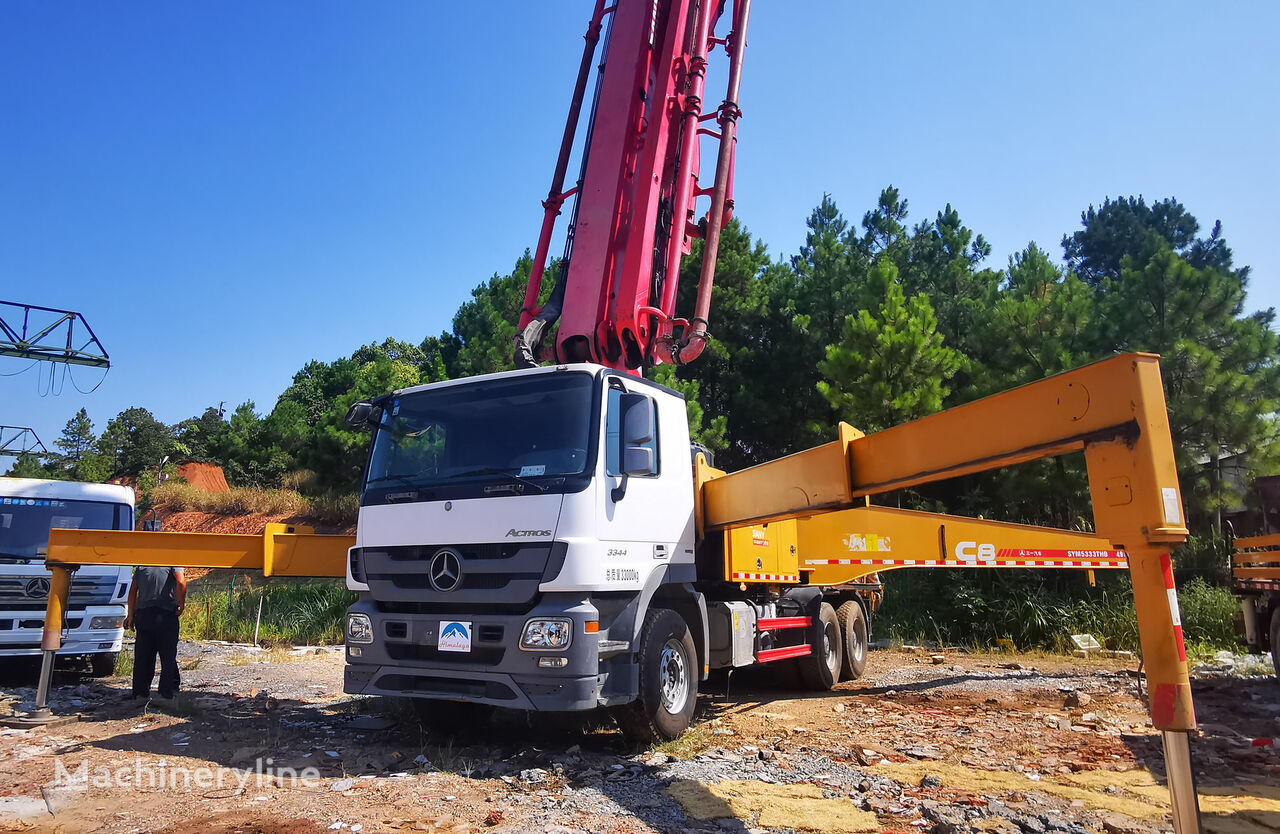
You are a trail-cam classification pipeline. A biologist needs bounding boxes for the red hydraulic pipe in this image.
[676,0,750,364]
[656,0,718,326]
[519,0,610,332]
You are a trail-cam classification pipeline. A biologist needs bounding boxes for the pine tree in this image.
[817,260,965,433]
[1097,250,1280,519]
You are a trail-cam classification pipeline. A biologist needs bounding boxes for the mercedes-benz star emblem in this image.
[24,577,51,598]
[428,549,463,593]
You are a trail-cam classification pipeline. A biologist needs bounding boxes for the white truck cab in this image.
[0,478,135,675]
[343,364,704,734]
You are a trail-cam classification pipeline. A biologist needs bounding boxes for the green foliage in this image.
[449,252,541,377]
[54,408,95,473]
[649,364,728,454]
[1062,196,1240,288]
[1172,533,1232,586]
[1175,578,1240,650]
[877,571,1237,653]
[302,355,422,492]
[980,244,1096,389]
[670,220,810,469]
[1097,251,1280,520]
[817,260,964,432]
[208,402,293,488]
[97,406,176,479]
[181,580,356,645]
[136,460,180,518]
[4,453,54,479]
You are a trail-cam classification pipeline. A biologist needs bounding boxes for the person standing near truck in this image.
[124,566,186,700]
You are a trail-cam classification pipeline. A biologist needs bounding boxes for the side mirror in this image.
[622,446,655,477]
[620,393,654,445]
[345,401,377,430]
[618,394,657,476]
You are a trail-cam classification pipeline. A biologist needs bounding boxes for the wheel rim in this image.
[659,639,689,714]
[823,621,840,676]
[851,622,866,663]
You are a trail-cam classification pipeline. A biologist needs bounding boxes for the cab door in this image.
[595,379,695,582]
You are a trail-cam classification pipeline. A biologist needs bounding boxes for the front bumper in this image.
[343,594,603,711]
[0,605,125,656]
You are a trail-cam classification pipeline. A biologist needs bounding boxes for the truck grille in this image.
[386,643,506,666]
[0,576,117,611]
[353,543,557,607]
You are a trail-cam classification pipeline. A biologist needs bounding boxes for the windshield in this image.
[366,372,595,491]
[0,497,133,562]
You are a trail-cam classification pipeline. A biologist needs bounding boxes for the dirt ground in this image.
[0,645,1275,834]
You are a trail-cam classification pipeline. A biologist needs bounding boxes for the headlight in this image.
[347,613,374,644]
[520,618,572,650]
[89,616,124,630]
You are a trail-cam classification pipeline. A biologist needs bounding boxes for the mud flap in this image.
[780,586,823,655]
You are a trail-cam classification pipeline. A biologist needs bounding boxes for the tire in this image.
[410,698,495,736]
[615,608,698,743]
[836,600,868,681]
[797,602,843,691]
[1270,607,1280,679]
[90,652,118,677]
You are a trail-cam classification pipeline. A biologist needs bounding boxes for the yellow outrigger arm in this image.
[46,522,354,580]
[696,353,1198,831]
[11,523,351,729]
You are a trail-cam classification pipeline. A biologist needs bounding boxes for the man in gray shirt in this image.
[124,566,186,700]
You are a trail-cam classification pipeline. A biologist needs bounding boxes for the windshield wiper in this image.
[446,468,547,493]
[366,474,424,489]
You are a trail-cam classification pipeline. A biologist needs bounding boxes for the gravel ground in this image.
[0,645,1276,834]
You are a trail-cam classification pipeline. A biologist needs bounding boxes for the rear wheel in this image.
[1270,607,1280,679]
[797,602,842,691]
[836,600,868,681]
[90,652,118,677]
[615,608,697,742]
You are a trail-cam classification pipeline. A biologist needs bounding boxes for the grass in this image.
[152,482,359,526]
[876,573,1240,654]
[180,581,355,645]
[153,482,310,516]
[654,721,713,759]
[114,649,134,677]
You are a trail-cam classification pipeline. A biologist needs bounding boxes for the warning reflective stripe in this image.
[1235,579,1280,592]
[731,572,800,583]
[804,552,1127,569]
[1167,588,1182,627]
[1160,552,1187,663]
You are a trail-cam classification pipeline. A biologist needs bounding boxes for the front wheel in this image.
[615,608,697,742]
[90,652,118,677]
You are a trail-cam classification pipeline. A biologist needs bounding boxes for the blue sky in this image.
[3,2,1277,452]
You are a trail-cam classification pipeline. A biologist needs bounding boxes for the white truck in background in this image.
[0,478,134,675]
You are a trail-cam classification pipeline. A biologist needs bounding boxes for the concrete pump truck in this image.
[36,1,1203,829]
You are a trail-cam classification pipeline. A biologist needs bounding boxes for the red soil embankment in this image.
[177,462,229,492]
[144,509,354,583]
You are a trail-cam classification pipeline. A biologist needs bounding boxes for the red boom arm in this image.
[515,0,751,374]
